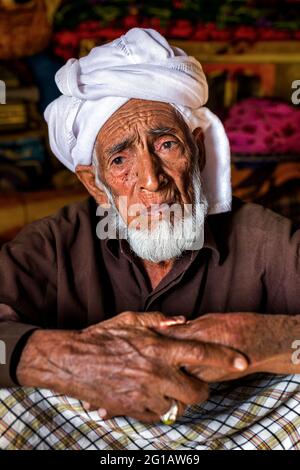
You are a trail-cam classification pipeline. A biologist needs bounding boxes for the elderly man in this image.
[0,28,300,426]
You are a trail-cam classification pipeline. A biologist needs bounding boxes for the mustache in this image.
[120,188,183,209]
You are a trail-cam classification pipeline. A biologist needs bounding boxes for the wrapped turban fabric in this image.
[45,28,232,215]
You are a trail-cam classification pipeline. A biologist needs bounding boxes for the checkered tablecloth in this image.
[1,374,300,450]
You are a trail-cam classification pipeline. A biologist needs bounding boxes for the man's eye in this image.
[161,141,177,151]
[112,156,125,165]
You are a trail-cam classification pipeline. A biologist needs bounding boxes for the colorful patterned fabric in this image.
[1,374,300,450]
[225,98,300,155]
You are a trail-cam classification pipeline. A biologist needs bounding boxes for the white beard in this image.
[100,168,208,263]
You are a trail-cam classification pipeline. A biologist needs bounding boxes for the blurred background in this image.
[1,0,300,245]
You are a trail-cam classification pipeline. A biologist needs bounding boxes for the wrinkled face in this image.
[95,99,200,226]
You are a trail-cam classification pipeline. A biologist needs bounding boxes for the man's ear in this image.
[75,164,109,205]
[192,127,206,172]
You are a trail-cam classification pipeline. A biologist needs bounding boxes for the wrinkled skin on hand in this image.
[79,311,210,421]
[156,312,299,382]
[16,311,248,423]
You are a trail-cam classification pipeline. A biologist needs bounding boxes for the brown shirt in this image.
[0,196,299,387]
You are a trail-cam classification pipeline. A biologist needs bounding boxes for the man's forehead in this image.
[96,99,184,145]
[108,98,177,119]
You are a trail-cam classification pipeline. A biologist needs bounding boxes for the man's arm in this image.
[157,209,300,382]
[156,312,300,382]
[0,304,40,387]
[0,213,60,387]
[1,306,206,420]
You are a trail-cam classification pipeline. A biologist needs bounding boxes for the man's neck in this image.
[141,258,175,290]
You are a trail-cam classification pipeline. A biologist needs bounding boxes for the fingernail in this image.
[98,408,107,419]
[174,316,186,322]
[234,357,248,371]
[161,316,186,325]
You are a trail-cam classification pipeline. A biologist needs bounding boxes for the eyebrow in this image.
[106,137,135,157]
[148,127,178,137]
[105,127,179,158]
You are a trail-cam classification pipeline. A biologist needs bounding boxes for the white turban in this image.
[45,28,232,214]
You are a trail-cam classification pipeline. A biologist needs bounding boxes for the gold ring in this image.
[160,400,179,425]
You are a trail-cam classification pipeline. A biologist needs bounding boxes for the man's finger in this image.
[95,397,178,424]
[97,408,107,419]
[120,311,187,328]
[148,398,186,423]
[161,338,249,371]
[186,365,244,383]
[158,369,209,406]
[82,401,91,411]
[133,398,187,423]
[99,311,186,330]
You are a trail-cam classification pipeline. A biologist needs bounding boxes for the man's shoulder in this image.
[208,197,297,251]
[48,195,95,227]
[229,196,293,235]
[7,196,96,247]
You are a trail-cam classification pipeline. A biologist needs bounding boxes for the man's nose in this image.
[136,148,166,192]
